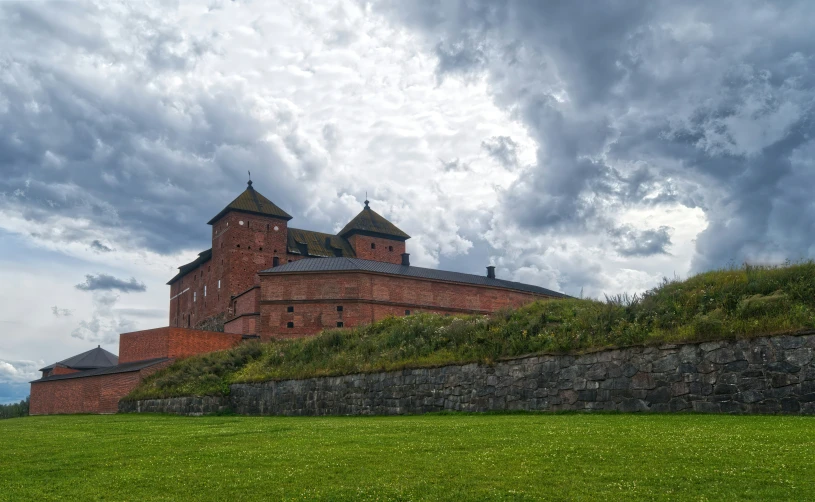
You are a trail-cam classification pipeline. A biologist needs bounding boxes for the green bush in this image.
[128,261,815,400]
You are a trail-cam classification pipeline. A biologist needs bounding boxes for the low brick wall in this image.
[120,333,815,416]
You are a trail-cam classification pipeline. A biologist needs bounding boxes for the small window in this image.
[194,292,197,302]
[248,246,251,250]
[273,257,280,267]
[237,244,240,248]
[218,280,221,289]
[287,322,294,328]
[336,322,344,328]
[267,224,270,231]
[405,310,410,316]
[371,243,376,249]
[204,285,207,297]
[259,247,263,251]
[389,246,393,252]
[287,306,294,313]
[288,259,292,263]
[336,306,343,312]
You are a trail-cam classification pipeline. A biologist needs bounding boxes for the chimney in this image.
[486,266,496,279]
[401,253,410,266]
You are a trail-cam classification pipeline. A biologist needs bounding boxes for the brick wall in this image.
[224,314,259,335]
[258,271,551,339]
[119,327,243,363]
[50,366,81,376]
[347,234,405,264]
[30,361,173,415]
[231,286,259,317]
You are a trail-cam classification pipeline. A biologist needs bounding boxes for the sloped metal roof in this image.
[207,181,293,224]
[338,203,410,240]
[39,346,119,372]
[261,257,568,297]
[33,358,170,383]
[167,248,212,285]
[287,228,356,258]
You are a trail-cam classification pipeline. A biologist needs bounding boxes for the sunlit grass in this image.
[1,413,813,501]
[129,262,815,400]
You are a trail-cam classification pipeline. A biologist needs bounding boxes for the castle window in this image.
[248,246,251,250]
[336,322,344,328]
[287,322,294,328]
[267,224,270,231]
[273,257,280,267]
[336,306,343,312]
[259,247,263,251]
[204,285,207,297]
[389,246,393,252]
[404,310,410,315]
[371,243,376,249]
[194,292,197,302]
[218,280,221,289]
[237,244,240,248]
[287,306,294,313]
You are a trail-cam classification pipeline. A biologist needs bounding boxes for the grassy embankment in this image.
[128,262,815,400]
[1,413,814,501]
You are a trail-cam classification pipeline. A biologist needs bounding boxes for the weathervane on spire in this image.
[364,191,369,208]
[247,170,253,188]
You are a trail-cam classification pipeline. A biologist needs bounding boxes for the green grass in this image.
[1,414,814,501]
[129,262,815,400]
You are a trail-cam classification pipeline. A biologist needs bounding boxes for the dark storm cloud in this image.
[0,2,316,256]
[481,136,518,169]
[609,225,673,257]
[75,274,146,293]
[382,0,815,273]
[90,240,113,253]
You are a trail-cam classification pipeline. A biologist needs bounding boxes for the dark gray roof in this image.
[33,358,169,383]
[207,181,293,224]
[261,257,568,297]
[167,248,212,285]
[338,203,410,240]
[39,346,119,372]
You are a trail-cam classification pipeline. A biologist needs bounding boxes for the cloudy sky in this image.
[1,0,814,403]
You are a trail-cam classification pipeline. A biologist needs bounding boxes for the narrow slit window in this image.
[389,246,393,252]
[371,243,376,249]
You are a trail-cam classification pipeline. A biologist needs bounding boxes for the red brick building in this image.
[30,329,244,415]
[31,181,566,414]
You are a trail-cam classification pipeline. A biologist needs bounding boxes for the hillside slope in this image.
[127,262,815,400]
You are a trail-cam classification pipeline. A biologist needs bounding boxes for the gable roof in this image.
[338,202,410,240]
[167,248,212,285]
[287,228,356,258]
[39,346,119,372]
[207,181,293,225]
[261,257,568,297]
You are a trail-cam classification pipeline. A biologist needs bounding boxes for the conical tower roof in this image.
[39,346,118,371]
[207,180,293,224]
[338,200,410,240]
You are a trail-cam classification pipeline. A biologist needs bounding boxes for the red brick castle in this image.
[30,181,565,414]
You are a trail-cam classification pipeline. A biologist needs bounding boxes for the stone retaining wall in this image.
[120,333,815,416]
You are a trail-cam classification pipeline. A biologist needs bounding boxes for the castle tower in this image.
[168,180,293,328]
[338,199,410,264]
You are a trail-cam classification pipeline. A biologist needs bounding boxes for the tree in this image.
[0,396,30,419]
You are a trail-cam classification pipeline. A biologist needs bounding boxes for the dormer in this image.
[338,200,409,264]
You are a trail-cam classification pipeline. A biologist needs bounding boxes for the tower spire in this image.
[247,170,253,189]
[364,191,369,208]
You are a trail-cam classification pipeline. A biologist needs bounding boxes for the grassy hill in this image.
[127,262,815,401]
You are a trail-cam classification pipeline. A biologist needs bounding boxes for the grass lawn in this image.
[1,414,814,501]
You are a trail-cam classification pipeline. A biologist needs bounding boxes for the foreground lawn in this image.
[1,414,814,501]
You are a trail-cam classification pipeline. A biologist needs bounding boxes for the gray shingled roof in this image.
[33,358,169,383]
[338,203,410,240]
[39,346,119,372]
[207,181,293,224]
[261,257,568,297]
